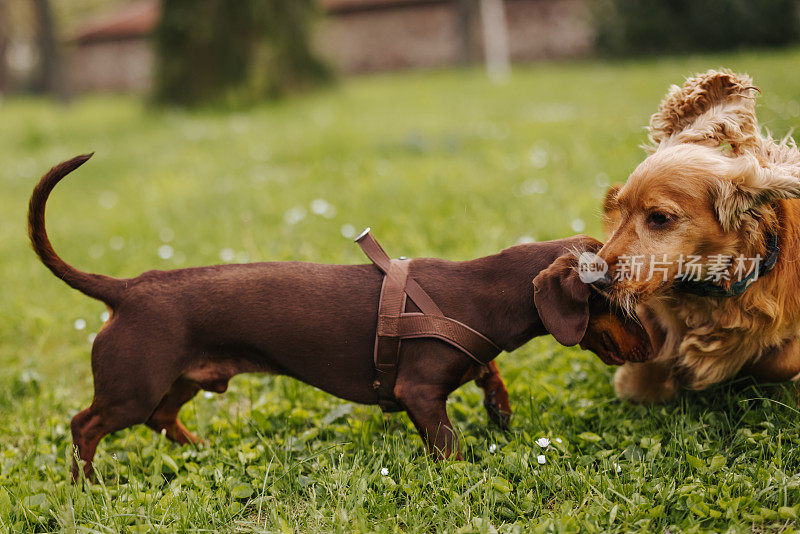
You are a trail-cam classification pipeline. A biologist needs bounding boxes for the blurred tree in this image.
[595,0,800,56]
[249,0,330,98]
[32,0,68,100]
[154,0,253,105]
[0,0,9,94]
[453,0,478,65]
[154,0,330,106]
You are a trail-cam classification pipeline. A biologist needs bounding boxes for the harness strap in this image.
[356,230,443,315]
[388,314,499,364]
[373,259,409,411]
[356,228,502,412]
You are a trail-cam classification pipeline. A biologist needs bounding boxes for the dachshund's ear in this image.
[602,184,622,238]
[533,254,591,347]
[714,154,800,230]
[648,69,759,155]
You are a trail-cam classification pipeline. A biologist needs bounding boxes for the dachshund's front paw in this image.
[484,391,512,431]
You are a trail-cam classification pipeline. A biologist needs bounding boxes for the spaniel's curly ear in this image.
[648,70,760,155]
[714,154,800,230]
[533,254,591,347]
[601,184,622,238]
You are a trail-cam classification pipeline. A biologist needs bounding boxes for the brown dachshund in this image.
[28,155,652,480]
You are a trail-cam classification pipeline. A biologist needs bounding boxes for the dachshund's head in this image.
[533,249,652,365]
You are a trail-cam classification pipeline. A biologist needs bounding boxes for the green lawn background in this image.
[1,50,800,532]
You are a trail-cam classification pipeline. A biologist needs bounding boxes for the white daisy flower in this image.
[489,443,498,454]
[88,245,104,259]
[109,236,125,250]
[380,467,389,476]
[519,178,548,196]
[535,437,550,448]
[284,206,307,225]
[613,462,622,474]
[98,191,118,209]
[159,228,175,243]
[571,218,586,233]
[528,147,549,168]
[310,198,336,218]
[537,455,546,465]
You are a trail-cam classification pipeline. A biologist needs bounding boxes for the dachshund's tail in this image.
[28,154,126,305]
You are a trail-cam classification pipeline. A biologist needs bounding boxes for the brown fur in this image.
[599,69,800,403]
[29,155,651,480]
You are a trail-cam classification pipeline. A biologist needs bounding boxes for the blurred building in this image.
[69,0,159,92]
[68,0,592,93]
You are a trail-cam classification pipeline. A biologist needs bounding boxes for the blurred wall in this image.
[316,2,459,72]
[316,0,591,73]
[505,0,591,60]
[70,38,152,92]
[66,0,592,94]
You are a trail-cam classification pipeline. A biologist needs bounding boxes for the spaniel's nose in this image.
[591,274,614,290]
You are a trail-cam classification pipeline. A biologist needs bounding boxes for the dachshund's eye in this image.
[646,211,672,229]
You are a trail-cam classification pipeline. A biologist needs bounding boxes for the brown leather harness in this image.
[355,229,502,412]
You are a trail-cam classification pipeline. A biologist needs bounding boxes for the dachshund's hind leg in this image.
[146,377,202,445]
[72,322,187,482]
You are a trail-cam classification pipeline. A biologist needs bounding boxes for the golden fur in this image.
[600,69,800,402]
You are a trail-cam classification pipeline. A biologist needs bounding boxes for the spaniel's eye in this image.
[646,211,672,229]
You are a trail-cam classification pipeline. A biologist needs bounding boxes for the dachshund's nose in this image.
[591,274,614,290]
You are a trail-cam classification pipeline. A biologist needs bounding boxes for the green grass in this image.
[3,48,800,532]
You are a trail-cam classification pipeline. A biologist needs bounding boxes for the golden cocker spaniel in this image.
[598,70,800,402]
